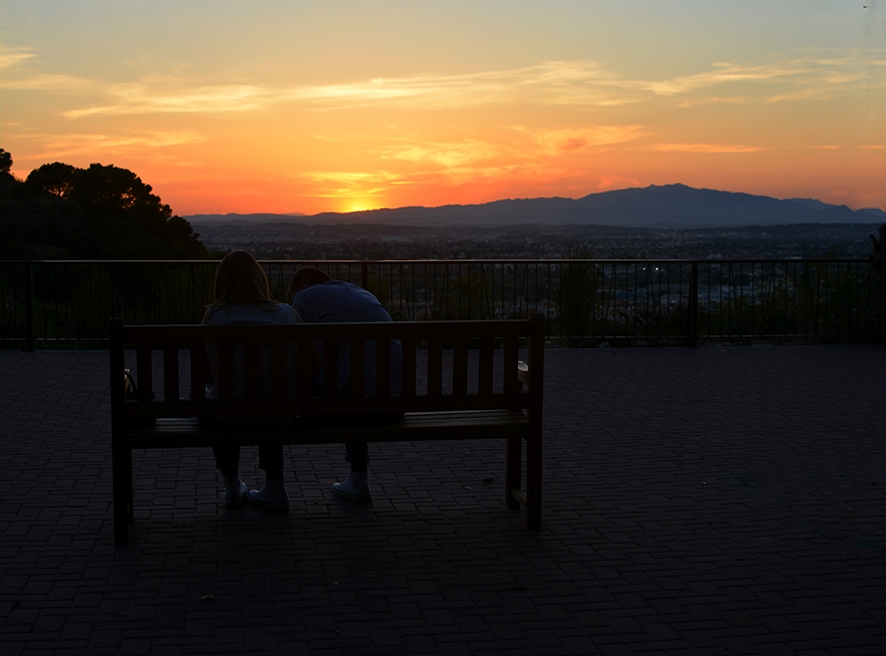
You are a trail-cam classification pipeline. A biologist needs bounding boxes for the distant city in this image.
[191,221,879,261]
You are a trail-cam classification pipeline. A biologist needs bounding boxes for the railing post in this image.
[24,262,34,352]
[688,261,699,348]
[361,262,368,290]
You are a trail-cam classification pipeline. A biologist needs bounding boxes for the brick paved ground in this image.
[0,346,884,655]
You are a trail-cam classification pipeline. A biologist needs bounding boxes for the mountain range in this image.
[185,184,886,229]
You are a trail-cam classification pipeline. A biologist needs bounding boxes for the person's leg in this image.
[212,445,239,476]
[258,444,284,480]
[333,441,371,502]
[344,441,369,473]
[248,445,289,510]
[212,445,247,507]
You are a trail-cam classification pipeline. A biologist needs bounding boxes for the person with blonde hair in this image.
[202,251,303,510]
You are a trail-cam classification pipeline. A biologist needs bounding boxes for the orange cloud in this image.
[598,176,641,190]
[19,131,206,159]
[650,143,764,153]
[519,125,648,155]
[381,140,500,167]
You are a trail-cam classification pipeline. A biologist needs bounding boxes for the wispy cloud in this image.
[291,61,643,108]
[0,49,35,69]
[650,143,764,153]
[50,62,639,118]
[642,62,811,96]
[302,170,409,198]
[61,82,270,118]
[6,48,882,118]
[381,139,500,167]
[0,45,93,91]
[429,164,523,185]
[18,131,205,159]
[642,54,880,100]
[518,125,648,155]
[0,73,96,92]
[377,126,645,173]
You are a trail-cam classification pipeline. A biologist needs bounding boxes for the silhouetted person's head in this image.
[213,251,274,306]
[288,266,331,300]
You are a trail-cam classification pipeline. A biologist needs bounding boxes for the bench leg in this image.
[112,441,132,544]
[525,432,542,529]
[505,436,522,510]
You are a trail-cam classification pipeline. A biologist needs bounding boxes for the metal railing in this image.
[1,259,883,349]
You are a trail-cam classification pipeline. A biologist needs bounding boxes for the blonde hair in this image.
[211,251,275,307]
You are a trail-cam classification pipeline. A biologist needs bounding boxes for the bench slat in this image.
[350,339,365,397]
[217,342,234,399]
[270,341,286,398]
[163,346,179,402]
[297,340,313,397]
[124,320,535,343]
[244,342,261,398]
[402,338,416,397]
[323,340,339,397]
[190,342,206,400]
[122,392,530,418]
[478,337,494,394]
[137,346,153,402]
[428,338,442,396]
[504,334,519,395]
[126,410,530,448]
[376,338,390,397]
[453,338,468,396]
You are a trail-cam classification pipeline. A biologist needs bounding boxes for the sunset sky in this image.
[2,1,885,216]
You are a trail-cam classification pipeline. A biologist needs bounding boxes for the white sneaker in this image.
[224,477,247,508]
[332,471,372,503]
[248,479,290,510]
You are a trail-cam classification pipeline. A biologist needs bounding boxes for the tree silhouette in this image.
[0,148,12,175]
[25,162,76,198]
[1,151,207,259]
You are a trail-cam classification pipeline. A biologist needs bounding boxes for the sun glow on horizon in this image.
[342,202,384,214]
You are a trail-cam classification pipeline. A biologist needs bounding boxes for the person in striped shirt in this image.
[289,267,403,503]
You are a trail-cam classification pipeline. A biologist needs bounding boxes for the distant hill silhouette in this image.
[186,184,886,228]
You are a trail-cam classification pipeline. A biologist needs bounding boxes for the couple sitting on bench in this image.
[202,251,402,511]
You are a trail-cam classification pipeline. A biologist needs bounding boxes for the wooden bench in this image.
[109,314,545,544]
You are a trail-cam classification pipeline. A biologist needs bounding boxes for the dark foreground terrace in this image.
[1,346,884,655]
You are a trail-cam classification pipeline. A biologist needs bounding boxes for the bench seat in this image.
[127,410,530,449]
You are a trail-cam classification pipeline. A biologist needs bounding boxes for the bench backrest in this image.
[109,315,544,424]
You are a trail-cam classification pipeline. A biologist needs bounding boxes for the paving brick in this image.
[1,348,885,654]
